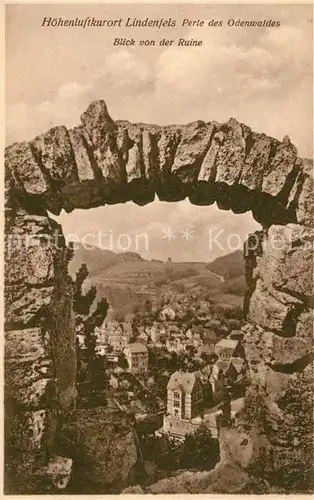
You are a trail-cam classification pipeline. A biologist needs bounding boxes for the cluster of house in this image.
[91,315,208,356]
[92,320,166,354]
[158,336,245,440]
[78,308,246,426]
[78,320,148,373]
[159,300,212,321]
[94,321,133,355]
[137,321,206,354]
[86,300,219,354]
[165,327,204,353]
[137,323,167,345]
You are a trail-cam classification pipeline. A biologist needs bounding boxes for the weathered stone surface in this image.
[5,215,55,286]
[5,141,48,195]
[155,126,185,201]
[117,123,151,189]
[5,214,58,328]
[79,101,124,188]
[5,452,72,494]
[262,137,298,197]
[93,138,123,185]
[48,231,77,411]
[246,223,313,341]
[265,361,313,405]
[225,375,311,481]
[4,100,310,224]
[215,119,246,185]
[8,409,47,451]
[4,169,15,216]
[5,286,54,327]
[240,134,278,191]
[142,129,158,182]
[157,126,182,174]
[68,128,94,181]
[171,121,214,182]
[296,158,314,227]
[247,280,302,335]
[198,130,221,182]
[80,99,117,137]
[116,126,130,163]
[243,323,313,367]
[67,128,107,209]
[31,126,76,182]
[295,309,314,341]
[57,408,138,493]
[5,211,76,493]
[126,143,142,183]
[258,224,313,299]
[5,328,53,408]
[146,462,268,494]
[35,455,73,490]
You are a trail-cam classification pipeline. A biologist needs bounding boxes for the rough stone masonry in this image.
[4,100,313,493]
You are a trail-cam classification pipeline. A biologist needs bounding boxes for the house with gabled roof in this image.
[226,357,245,382]
[214,338,242,360]
[166,371,203,420]
[96,320,133,352]
[210,356,245,398]
[160,371,204,439]
[123,342,148,373]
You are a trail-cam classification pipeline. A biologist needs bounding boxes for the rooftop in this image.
[230,357,245,372]
[215,338,239,350]
[167,371,199,393]
[212,360,231,376]
[125,342,148,354]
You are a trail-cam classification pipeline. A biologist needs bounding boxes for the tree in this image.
[140,433,183,471]
[72,262,109,406]
[148,347,158,369]
[118,352,128,369]
[180,425,220,470]
[140,427,220,473]
[201,350,217,365]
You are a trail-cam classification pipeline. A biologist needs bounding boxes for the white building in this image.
[214,338,239,360]
[123,342,149,373]
[160,371,204,439]
[159,306,176,321]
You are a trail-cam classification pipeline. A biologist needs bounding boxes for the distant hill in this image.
[69,245,144,278]
[68,244,246,315]
[206,250,245,280]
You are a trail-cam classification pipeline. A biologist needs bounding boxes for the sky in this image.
[5,3,313,261]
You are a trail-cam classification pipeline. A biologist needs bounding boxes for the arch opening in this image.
[4,101,313,495]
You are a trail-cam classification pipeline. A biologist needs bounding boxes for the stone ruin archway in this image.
[4,100,313,493]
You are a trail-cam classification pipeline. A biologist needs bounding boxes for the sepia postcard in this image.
[3,1,313,496]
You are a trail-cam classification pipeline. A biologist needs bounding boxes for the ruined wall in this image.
[4,203,76,492]
[220,220,313,489]
[4,100,313,492]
